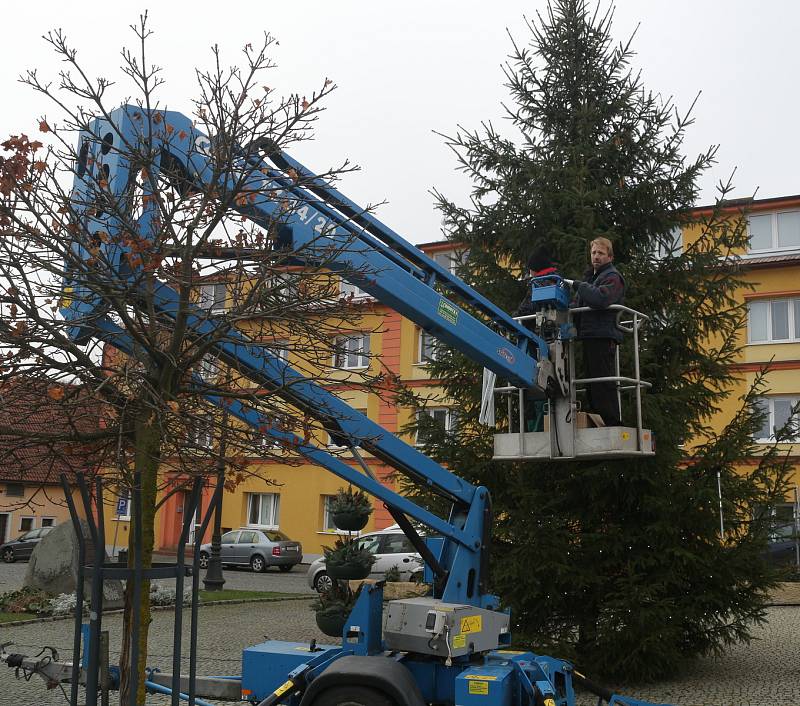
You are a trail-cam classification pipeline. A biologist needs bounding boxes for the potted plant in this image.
[311,581,359,637]
[324,537,374,580]
[330,486,372,531]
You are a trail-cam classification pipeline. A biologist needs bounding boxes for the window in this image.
[655,227,683,259]
[340,279,370,300]
[5,483,24,497]
[40,517,55,528]
[768,503,797,542]
[19,516,34,532]
[188,419,213,449]
[753,396,800,442]
[221,531,240,544]
[264,273,299,304]
[199,282,227,313]
[748,298,800,343]
[238,530,258,544]
[334,334,370,369]
[327,409,367,447]
[265,339,289,362]
[415,407,457,445]
[198,355,220,382]
[431,249,469,275]
[322,495,337,532]
[417,329,439,364]
[381,534,415,554]
[748,211,800,252]
[247,492,280,528]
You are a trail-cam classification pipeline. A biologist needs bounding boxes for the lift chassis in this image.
[4,105,666,706]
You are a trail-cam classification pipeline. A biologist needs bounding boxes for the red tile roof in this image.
[0,379,105,486]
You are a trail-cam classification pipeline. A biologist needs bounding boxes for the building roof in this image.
[0,378,106,486]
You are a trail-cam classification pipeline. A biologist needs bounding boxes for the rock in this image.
[24,519,124,608]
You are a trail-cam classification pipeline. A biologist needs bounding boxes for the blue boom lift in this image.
[4,106,663,706]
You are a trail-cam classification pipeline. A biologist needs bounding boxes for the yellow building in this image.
[683,194,800,529]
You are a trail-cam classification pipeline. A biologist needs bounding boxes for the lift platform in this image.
[486,298,655,461]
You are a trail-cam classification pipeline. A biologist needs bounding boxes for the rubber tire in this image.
[278,564,293,573]
[310,685,394,706]
[250,555,266,573]
[2,548,14,563]
[314,571,333,593]
[198,552,210,569]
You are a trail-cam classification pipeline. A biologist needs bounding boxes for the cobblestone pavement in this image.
[1,600,799,706]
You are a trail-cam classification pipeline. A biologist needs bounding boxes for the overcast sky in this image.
[0,1,796,245]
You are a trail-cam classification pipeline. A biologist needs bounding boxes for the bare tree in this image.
[0,15,383,703]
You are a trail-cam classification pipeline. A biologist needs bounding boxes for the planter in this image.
[315,608,348,637]
[327,561,371,581]
[332,510,370,532]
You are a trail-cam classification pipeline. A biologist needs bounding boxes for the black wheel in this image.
[278,564,293,573]
[2,547,14,563]
[250,555,266,573]
[311,686,394,706]
[314,570,333,593]
[198,552,210,569]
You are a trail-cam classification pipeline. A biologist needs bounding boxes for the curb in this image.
[0,594,315,628]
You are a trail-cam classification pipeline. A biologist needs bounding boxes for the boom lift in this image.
[4,106,664,706]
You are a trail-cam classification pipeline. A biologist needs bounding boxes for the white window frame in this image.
[246,492,280,530]
[199,282,228,313]
[753,396,800,443]
[417,328,438,364]
[415,407,457,446]
[747,297,800,344]
[19,516,35,532]
[189,419,213,450]
[266,339,290,362]
[321,495,338,532]
[40,517,56,528]
[431,249,469,275]
[198,355,220,382]
[655,227,683,259]
[748,210,800,253]
[334,334,370,370]
[327,408,367,448]
[340,279,371,301]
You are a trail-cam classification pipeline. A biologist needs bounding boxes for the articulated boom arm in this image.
[61,106,549,607]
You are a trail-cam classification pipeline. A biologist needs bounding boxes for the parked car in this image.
[307,525,424,593]
[1,526,55,563]
[198,528,302,573]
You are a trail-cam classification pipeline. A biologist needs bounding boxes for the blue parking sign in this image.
[116,495,129,517]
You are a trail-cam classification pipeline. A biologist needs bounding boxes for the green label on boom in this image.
[437,299,459,325]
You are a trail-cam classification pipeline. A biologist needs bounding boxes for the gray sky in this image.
[0,1,796,244]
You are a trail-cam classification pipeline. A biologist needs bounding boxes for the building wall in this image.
[0,483,76,543]
[683,199,800,496]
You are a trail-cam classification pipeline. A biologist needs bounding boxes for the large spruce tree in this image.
[415,0,792,681]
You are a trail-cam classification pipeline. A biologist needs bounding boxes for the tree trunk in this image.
[118,411,162,706]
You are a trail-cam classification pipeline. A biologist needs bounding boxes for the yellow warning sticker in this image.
[273,680,293,697]
[621,431,630,440]
[460,615,482,634]
[462,675,498,681]
[452,634,466,648]
[468,680,489,695]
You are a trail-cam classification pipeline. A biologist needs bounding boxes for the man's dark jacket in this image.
[574,262,625,342]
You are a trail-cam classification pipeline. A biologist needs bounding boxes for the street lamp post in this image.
[203,411,227,591]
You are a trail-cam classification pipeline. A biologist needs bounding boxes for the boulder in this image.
[24,519,124,608]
